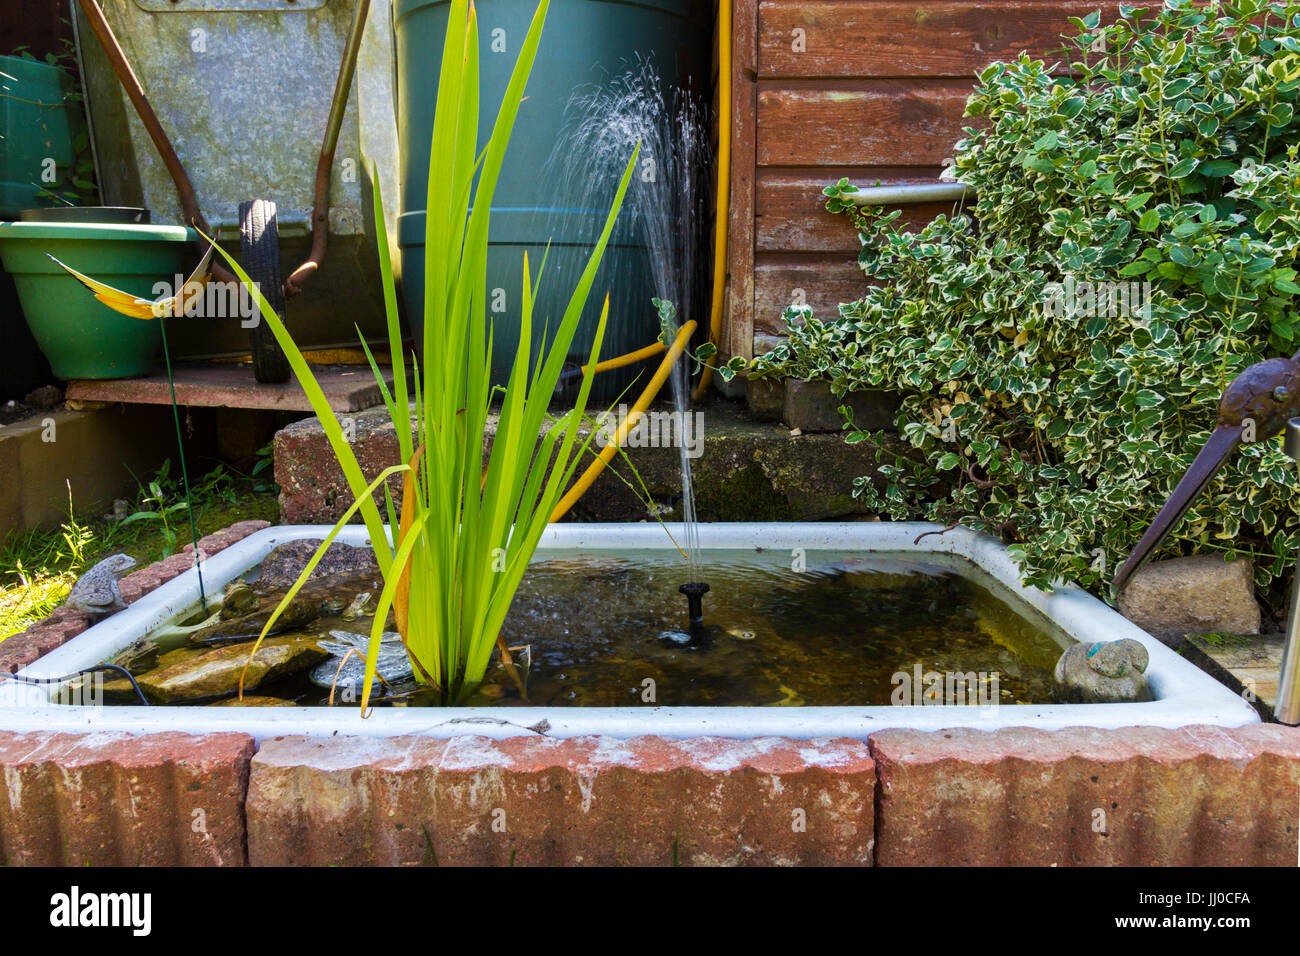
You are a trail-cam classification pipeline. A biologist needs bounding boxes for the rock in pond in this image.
[256,539,379,590]
[110,639,159,675]
[1054,638,1153,703]
[311,630,413,690]
[131,636,328,703]
[208,695,297,707]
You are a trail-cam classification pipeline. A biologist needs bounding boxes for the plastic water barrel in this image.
[393,0,711,401]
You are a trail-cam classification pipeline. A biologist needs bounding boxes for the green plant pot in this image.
[0,55,79,218]
[19,206,150,225]
[0,221,195,380]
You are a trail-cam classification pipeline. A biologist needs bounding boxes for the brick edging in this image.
[869,725,1300,866]
[0,519,271,675]
[2,724,1298,866]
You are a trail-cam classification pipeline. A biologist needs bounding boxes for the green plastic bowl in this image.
[0,221,195,380]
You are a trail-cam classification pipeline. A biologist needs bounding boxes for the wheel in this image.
[239,199,291,384]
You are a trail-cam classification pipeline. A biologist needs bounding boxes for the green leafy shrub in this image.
[751,0,1300,597]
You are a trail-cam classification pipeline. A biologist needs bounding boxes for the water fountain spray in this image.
[548,58,714,632]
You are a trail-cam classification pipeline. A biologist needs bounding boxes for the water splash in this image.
[545,57,712,583]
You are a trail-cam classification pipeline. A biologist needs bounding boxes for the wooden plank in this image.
[724,0,760,362]
[757,167,960,252]
[759,0,1127,78]
[753,255,867,335]
[1182,633,1283,721]
[0,0,73,61]
[757,82,973,166]
[66,363,395,414]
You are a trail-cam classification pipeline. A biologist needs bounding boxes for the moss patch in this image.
[694,463,800,522]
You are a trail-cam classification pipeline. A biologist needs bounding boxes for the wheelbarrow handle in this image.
[286,0,372,298]
[74,0,237,284]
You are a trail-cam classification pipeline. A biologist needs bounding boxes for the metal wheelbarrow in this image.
[72,0,390,383]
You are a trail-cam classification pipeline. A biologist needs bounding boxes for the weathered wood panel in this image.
[724,0,760,360]
[756,82,973,167]
[0,0,73,61]
[733,0,1132,359]
[756,167,956,252]
[759,0,1128,78]
[753,255,866,334]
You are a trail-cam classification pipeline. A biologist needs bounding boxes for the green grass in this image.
[0,461,278,639]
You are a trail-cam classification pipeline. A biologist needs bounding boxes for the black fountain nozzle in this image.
[679,581,709,631]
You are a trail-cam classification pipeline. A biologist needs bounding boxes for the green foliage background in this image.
[752,0,1300,599]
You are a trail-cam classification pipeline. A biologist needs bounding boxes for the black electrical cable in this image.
[1,664,151,706]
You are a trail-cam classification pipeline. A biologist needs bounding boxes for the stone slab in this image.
[274,399,908,524]
[1183,632,1284,721]
[67,362,393,413]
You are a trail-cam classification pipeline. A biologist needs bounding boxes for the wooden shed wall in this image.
[724,0,1125,360]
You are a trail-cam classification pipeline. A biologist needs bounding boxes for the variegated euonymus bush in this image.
[752,0,1300,598]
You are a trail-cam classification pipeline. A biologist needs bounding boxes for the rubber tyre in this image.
[239,199,291,384]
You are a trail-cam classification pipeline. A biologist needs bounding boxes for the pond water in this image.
[83,548,1070,708]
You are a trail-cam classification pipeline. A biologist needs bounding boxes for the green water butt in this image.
[0,221,195,379]
[393,0,712,401]
[0,55,78,218]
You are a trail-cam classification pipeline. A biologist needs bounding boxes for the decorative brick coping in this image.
[2,522,1298,866]
[0,726,1297,866]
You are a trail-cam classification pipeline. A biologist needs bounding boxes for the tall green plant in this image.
[213,0,637,706]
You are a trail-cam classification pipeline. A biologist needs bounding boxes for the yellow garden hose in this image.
[692,0,731,401]
[583,339,666,374]
[551,319,698,522]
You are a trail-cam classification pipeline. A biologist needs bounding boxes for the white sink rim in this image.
[0,522,1261,741]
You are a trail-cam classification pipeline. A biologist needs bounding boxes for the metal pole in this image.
[842,182,971,206]
[286,0,372,295]
[1276,418,1300,724]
